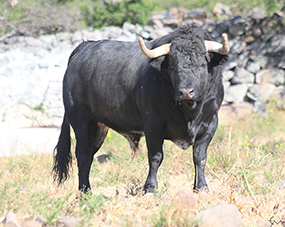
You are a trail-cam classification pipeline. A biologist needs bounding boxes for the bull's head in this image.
[138,29,229,110]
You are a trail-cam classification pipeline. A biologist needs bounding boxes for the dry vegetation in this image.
[1,106,285,226]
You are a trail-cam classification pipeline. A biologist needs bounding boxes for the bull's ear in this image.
[149,56,167,71]
[208,52,229,68]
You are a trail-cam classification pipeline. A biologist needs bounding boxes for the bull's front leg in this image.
[144,122,165,194]
[192,114,218,191]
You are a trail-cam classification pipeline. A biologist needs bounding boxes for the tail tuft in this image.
[53,114,72,185]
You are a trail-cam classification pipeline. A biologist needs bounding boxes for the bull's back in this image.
[63,40,150,132]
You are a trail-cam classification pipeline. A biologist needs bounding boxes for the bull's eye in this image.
[169,65,176,69]
[201,63,206,68]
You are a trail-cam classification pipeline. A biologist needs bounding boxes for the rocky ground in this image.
[2,196,244,227]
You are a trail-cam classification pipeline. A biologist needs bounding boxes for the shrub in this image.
[81,0,156,28]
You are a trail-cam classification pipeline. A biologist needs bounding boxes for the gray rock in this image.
[260,14,285,41]
[252,25,262,38]
[249,54,270,69]
[149,27,173,39]
[57,217,79,227]
[246,61,261,74]
[278,55,285,69]
[2,211,21,227]
[222,81,231,92]
[181,19,204,28]
[215,20,230,36]
[236,50,250,68]
[229,17,245,37]
[102,26,123,39]
[162,17,181,28]
[147,18,165,29]
[56,32,71,42]
[97,154,109,163]
[222,70,234,81]
[82,29,103,41]
[123,21,137,34]
[117,33,137,42]
[24,36,43,47]
[256,68,285,85]
[232,67,254,84]
[21,220,41,227]
[72,30,83,43]
[247,8,267,20]
[194,204,242,227]
[224,84,250,104]
[223,61,237,71]
[266,34,285,54]
[174,188,198,209]
[139,30,150,39]
[183,8,206,21]
[247,83,276,102]
[230,39,246,54]
[39,34,59,48]
[35,216,48,226]
[244,36,255,44]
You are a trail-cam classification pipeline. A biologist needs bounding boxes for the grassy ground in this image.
[0,106,285,226]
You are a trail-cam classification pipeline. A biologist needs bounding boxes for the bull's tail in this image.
[53,113,72,185]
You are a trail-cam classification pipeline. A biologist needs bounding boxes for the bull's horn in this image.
[138,37,171,58]
[205,33,229,55]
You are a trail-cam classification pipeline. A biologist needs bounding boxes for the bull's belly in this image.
[172,139,192,150]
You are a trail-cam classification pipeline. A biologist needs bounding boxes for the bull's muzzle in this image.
[179,88,195,101]
[178,88,197,110]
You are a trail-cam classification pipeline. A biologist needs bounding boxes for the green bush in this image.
[81,0,156,28]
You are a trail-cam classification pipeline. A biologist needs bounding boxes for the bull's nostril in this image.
[189,89,195,98]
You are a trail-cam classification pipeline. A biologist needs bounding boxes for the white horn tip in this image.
[221,33,229,54]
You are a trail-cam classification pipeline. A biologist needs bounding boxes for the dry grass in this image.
[0,107,285,226]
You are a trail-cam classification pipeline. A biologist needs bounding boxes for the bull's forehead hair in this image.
[170,25,209,56]
[169,35,207,67]
[167,24,211,66]
[173,24,212,41]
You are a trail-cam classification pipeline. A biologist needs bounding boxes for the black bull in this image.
[53,25,229,193]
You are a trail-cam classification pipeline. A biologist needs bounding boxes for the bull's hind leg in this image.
[68,105,108,193]
[143,120,165,194]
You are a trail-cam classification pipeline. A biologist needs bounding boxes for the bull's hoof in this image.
[144,184,156,194]
[193,185,209,193]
